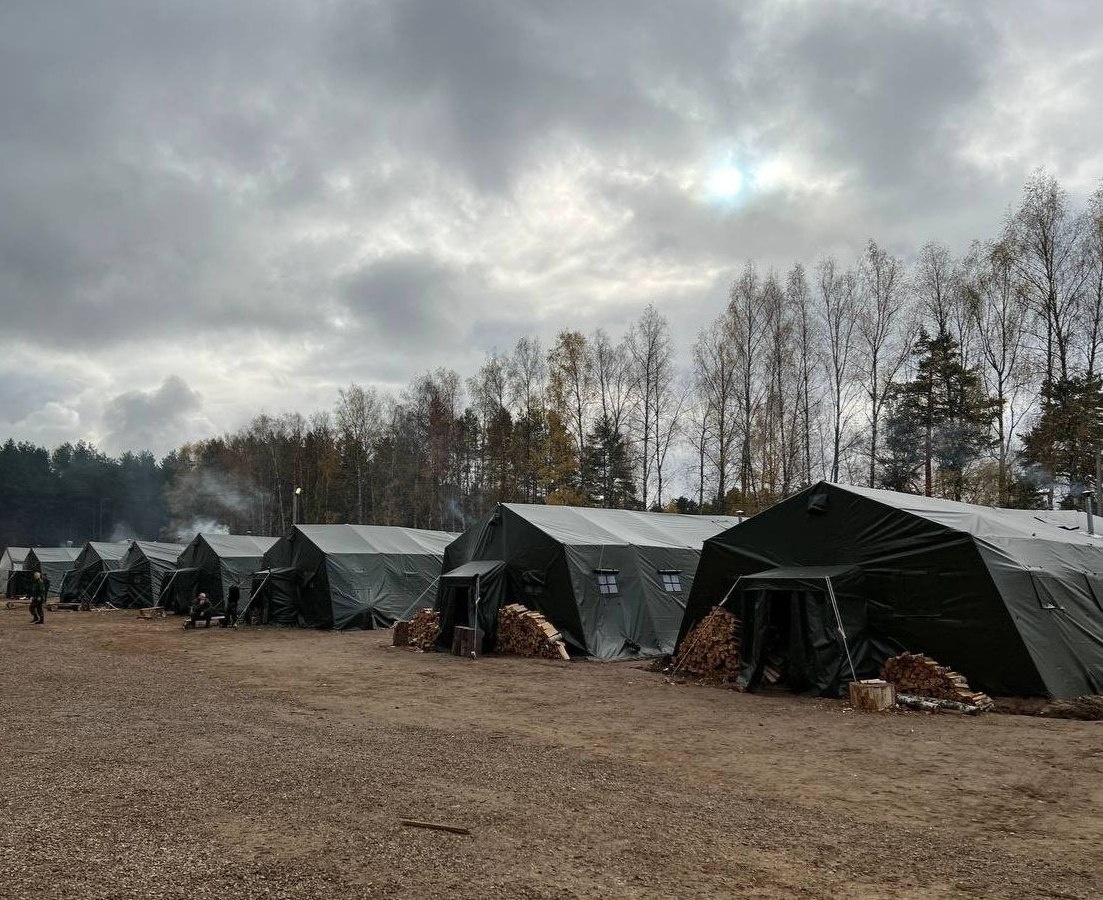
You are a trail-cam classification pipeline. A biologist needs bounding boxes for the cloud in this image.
[0,0,1100,453]
[101,375,208,454]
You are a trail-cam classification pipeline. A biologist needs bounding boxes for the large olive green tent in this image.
[679,482,1103,699]
[0,546,28,584]
[59,541,130,602]
[250,525,457,629]
[436,504,741,660]
[19,547,82,597]
[89,540,186,608]
[2,546,30,597]
[159,533,278,613]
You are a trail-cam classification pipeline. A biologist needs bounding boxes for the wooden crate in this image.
[451,626,484,658]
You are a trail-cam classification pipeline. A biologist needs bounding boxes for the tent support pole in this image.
[401,575,441,621]
[155,569,181,610]
[671,577,742,678]
[241,570,273,625]
[824,576,858,684]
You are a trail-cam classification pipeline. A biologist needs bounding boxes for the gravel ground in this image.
[1,609,1100,898]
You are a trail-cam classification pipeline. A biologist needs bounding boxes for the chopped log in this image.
[882,652,993,709]
[407,609,440,651]
[137,607,166,619]
[400,819,471,836]
[896,692,984,716]
[848,679,896,711]
[673,606,742,683]
[496,603,570,660]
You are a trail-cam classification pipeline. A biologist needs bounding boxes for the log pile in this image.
[407,609,440,651]
[497,603,570,660]
[882,652,993,709]
[673,606,742,682]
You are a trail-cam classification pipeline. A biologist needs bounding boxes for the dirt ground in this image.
[1,609,1100,899]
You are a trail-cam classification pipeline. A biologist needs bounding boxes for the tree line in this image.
[2,170,1102,547]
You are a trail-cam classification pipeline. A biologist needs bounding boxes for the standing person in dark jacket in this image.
[29,571,46,624]
[221,585,240,628]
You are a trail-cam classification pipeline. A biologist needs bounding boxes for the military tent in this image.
[1,546,28,582]
[58,541,130,602]
[680,482,1103,699]
[18,547,82,597]
[90,540,186,608]
[251,525,457,629]
[159,533,278,613]
[1,547,29,595]
[436,504,741,660]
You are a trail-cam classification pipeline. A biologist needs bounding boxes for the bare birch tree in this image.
[818,257,859,482]
[965,240,1033,504]
[335,383,383,523]
[858,239,914,487]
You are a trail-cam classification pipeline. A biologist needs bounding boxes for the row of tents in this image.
[4,482,1103,698]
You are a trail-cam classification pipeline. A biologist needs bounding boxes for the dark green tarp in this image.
[159,533,278,613]
[247,567,298,625]
[6,569,35,598]
[59,541,130,602]
[253,525,457,629]
[436,504,741,660]
[90,540,186,608]
[680,482,1103,698]
[21,547,81,598]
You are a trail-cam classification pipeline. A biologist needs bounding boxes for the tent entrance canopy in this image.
[739,564,858,591]
[436,560,508,653]
[732,565,867,696]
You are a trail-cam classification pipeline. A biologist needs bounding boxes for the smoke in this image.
[172,517,230,542]
[109,522,137,542]
[166,469,255,541]
[445,498,467,531]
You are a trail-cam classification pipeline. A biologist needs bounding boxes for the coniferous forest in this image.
[3,171,1102,547]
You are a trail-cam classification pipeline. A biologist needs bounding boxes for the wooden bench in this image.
[182,615,225,629]
[5,599,58,611]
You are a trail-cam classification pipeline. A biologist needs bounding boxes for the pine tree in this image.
[1021,375,1103,491]
[581,415,638,509]
[881,328,996,499]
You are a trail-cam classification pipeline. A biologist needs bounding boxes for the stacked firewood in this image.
[497,603,570,660]
[882,652,993,709]
[674,606,742,682]
[407,609,440,651]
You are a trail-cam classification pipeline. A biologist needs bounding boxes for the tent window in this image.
[1029,572,1062,610]
[595,570,619,596]
[660,571,682,593]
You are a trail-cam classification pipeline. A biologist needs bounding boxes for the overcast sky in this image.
[1,0,1101,456]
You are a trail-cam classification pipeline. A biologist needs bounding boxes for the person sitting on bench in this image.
[188,592,213,628]
[220,585,240,628]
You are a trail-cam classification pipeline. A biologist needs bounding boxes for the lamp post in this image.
[292,486,303,525]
